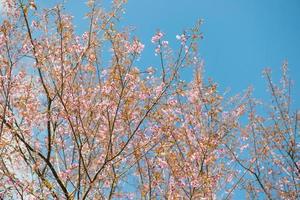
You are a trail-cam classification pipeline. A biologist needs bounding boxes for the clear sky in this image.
[122,0,300,107]
[49,0,300,109]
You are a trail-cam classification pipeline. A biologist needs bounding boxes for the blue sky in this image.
[53,0,300,109]
[121,0,300,106]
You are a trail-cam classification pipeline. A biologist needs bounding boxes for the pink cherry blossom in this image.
[151,31,164,43]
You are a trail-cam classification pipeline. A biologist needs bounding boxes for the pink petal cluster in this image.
[151,31,164,43]
[161,40,169,47]
[176,34,187,45]
[125,39,145,54]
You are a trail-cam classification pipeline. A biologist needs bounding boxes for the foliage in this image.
[0,0,298,199]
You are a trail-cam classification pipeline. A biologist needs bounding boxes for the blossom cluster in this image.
[125,39,145,54]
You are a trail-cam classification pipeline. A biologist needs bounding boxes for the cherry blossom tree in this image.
[0,0,298,199]
[225,63,299,200]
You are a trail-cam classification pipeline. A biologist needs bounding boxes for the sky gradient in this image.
[54,0,300,109]
[1,0,297,104]
[122,0,300,107]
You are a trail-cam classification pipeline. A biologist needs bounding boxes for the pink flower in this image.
[21,43,33,54]
[0,33,6,47]
[65,169,72,175]
[157,158,168,168]
[184,45,189,53]
[125,39,145,54]
[31,20,38,28]
[240,144,249,152]
[155,46,161,55]
[176,34,187,45]
[101,69,108,76]
[146,66,155,75]
[139,92,148,100]
[155,83,165,96]
[82,32,89,40]
[151,31,164,43]
[234,105,245,117]
[226,174,234,183]
[179,180,186,187]
[168,98,177,106]
[191,179,200,187]
[161,40,169,47]
[103,180,110,188]
[132,39,145,54]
